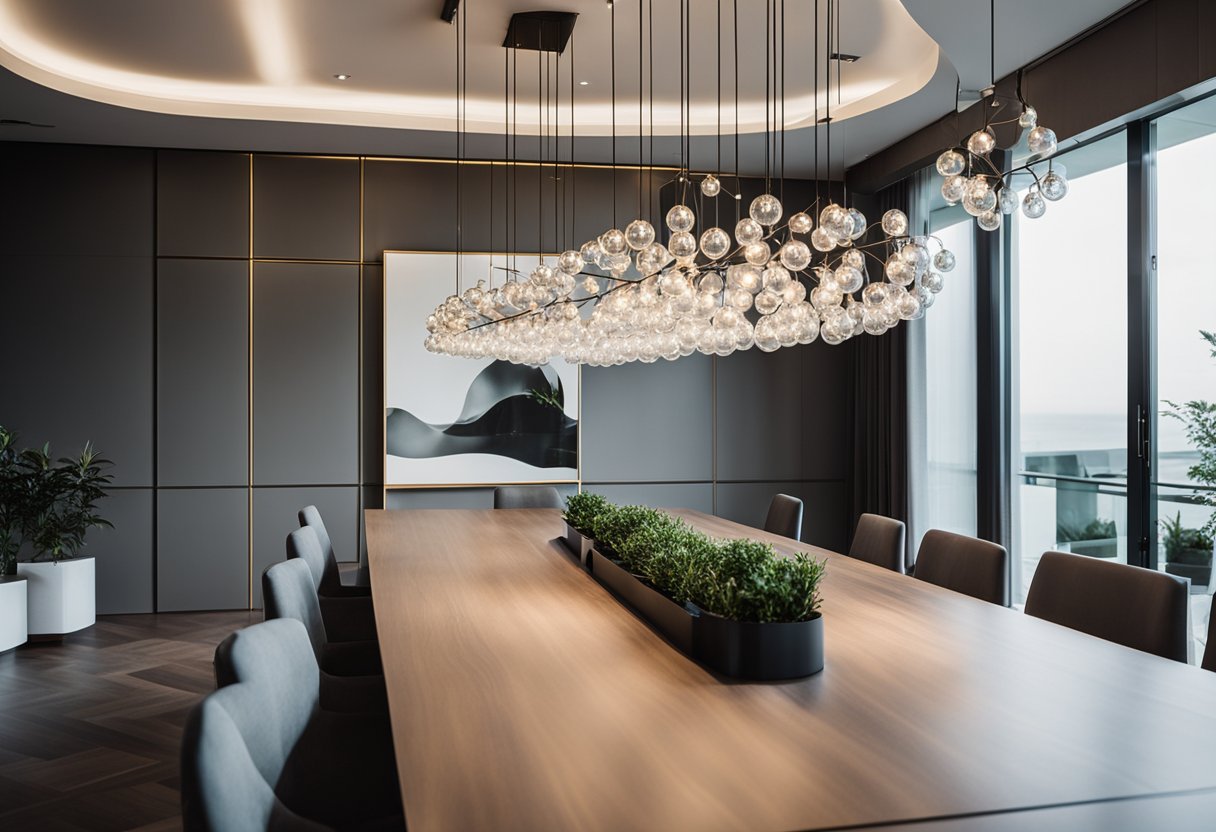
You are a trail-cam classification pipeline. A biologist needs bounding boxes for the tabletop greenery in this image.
[563,492,824,624]
[0,426,113,575]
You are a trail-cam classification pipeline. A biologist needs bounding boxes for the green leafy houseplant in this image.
[562,491,611,535]
[1160,512,1214,567]
[1165,330,1216,538]
[0,427,21,576]
[1056,518,1117,543]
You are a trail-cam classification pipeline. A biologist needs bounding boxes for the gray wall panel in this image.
[583,482,714,513]
[86,488,154,614]
[713,481,849,552]
[383,484,577,510]
[157,150,250,258]
[801,341,852,481]
[157,489,249,611]
[4,255,153,487]
[158,259,249,486]
[715,347,806,482]
[253,262,359,485]
[253,155,359,261]
[252,486,358,607]
[0,144,153,257]
[581,356,713,482]
[362,264,383,484]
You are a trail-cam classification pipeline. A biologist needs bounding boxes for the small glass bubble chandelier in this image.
[932,0,1066,232]
[426,0,955,367]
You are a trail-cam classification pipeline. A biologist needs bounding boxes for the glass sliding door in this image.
[1011,131,1129,604]
[1152,99,1216,654]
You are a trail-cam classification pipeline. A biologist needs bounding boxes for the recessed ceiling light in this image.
[579,80,589,86]
[333,73,351,81]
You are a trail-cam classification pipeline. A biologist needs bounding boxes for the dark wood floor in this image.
[0,611,259,831]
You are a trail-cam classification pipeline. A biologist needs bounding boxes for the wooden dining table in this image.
[366,508,1216,831]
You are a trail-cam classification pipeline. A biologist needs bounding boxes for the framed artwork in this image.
[383,251,579,487]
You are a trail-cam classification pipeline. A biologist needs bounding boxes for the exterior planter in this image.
[1166,554,1212,587]
[0,576,28,652]
[562,522,594,568]
[1060,538,1119,558]
[18,556,95,637]
[589,549,822,680]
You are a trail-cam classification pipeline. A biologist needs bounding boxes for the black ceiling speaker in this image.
[502,11,579,54]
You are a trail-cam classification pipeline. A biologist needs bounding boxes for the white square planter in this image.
[18,557,95,636]
[0,576,28,652]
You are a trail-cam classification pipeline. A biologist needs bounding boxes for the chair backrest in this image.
[915,529,1010,606]
[182,619,326,832]
[1203,604,1216,673]
[297,506,343,594]
[848,513,906,574]
[288,522,333,595]
[263,555,329,658]
[764,494,803,541]
[493,485,562,509]
[1025,551,1190,662]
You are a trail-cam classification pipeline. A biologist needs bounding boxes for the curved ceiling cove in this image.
[0,0,939,136]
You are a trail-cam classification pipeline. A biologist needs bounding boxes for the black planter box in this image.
[588,549,822,680]
[562,522,593,568]
[692,607,824,680]
[590,549,693,653]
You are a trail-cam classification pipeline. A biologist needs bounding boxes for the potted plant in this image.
[561,491,609,566]
[1056,518,1118,558]
[8,431,113,639]
[0,427,28,652]
[1160,512,1214,586]
[1165,329,1216,557]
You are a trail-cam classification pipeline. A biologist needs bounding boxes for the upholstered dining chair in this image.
[286,526,376,643]
[298,505,371,591]
[848,514,907,574]
[262,556,382,677]
[764,494,803,541]
[1025,551,1189,662]
[493,485,563,509]
[914,529,1010,606]
[182,618,402,831]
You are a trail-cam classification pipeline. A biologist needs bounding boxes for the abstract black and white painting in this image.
[384,252,578,486]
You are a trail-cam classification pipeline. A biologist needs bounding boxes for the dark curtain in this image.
[848,181,911,567]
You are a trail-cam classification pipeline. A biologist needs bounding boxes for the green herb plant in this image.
[1160,511,1214,566]
[1165,330,1216,537]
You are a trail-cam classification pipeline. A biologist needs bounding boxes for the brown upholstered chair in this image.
[848,514,906,574]
[493,486,563,509]
[914,529,1010,606]
[1025,551,1189,662]
[764,494,804,541]
[1203,605,1216,672]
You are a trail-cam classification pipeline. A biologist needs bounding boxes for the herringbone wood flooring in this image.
[0,612,259,831]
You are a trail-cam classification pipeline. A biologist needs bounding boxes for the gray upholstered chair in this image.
[914,529,1010,606]
[262,557,382,677]
[1204,605,1216,673]
[182,618,402,831]
[287,526,377,642]
[764,494,803,541]
[298,505,371,593]
[493,485,563,509]
[848,513,907,574]
[1025,551,1189,662]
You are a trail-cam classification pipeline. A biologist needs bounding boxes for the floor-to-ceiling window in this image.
[1011,131,1129,604]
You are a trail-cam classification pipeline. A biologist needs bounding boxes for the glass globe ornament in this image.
[779,240,812,271]
[967,127,997,156]
[669,231,698,260]
[921,271,944,293]
[936,148,967,176]
[916,283,935,310]
[885,257,916,287]
[1027,125,1057,157]
[896,290,922,321]
[1041,170,1068,201]
[625,219,656,250]
[750,193,784,226]
[754,289,783,315]
[607,252,632,274]
[558,249,585,275]
[1022,189,1047,219]
[997,186,1018,215]
[666,204,696,233]
[581,275,599,295]
[977,210,1002,232]
[700,174,721,197]
[600,228,628,255]
[637,242,672,275]
[941,174,967,205]
[933,249,956,272]
[735,217,764,244]
[810,227,836,253]
[580,239,603,263]
[762,264,791,292]
[835,265,864,293]
[699,227,732,260]
[743,241,772,266]
[862,282,890,307]
[962,184,997,217]
[789,211,813,234]
[811,283,843,311]
[820,203,852,240]
[848,208,868,239]
[841,248,865,271]
[783,280,807,305]
[725,286,754,311]
[900,242,930,274]
[699,272,724,295]
[881,209,909,237]
[727,263,763,293]
[1018,104,1038,129]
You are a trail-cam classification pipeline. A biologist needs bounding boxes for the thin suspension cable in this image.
[764,0,770,191]
[648,0,654,220]
[733,0,739,221]
[538,46,543,260]
[570,32,576,245]
[813,0,819,200]
[638,0,643,220]
[454,7,461,290]
[610,0,617,227]
[715,0,721,228]
[779,0,785,206]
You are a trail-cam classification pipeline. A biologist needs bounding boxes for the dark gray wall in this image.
[1,141,850,613]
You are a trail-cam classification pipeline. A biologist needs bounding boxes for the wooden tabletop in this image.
[366,508,1216,832]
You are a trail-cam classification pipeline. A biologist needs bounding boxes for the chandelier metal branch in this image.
[426,0,956,367]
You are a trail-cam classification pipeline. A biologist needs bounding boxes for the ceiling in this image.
[0,0,1135,178]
